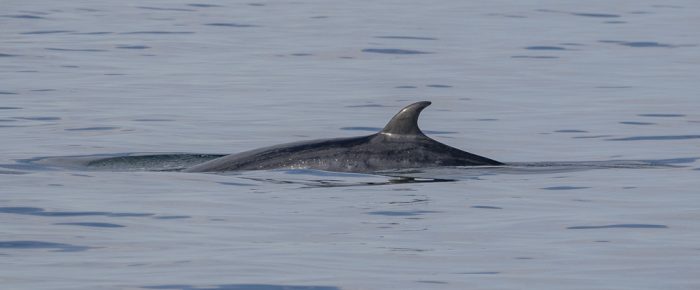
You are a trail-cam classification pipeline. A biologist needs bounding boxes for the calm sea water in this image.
[2,1,699,289]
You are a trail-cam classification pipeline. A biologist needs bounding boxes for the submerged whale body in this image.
[184,101,502,173]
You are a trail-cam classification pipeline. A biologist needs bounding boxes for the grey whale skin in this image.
[184,101,502,173]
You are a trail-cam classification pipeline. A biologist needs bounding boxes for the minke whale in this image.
[184,101,502,173]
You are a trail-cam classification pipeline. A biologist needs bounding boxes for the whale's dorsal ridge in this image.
[380,101,431,136]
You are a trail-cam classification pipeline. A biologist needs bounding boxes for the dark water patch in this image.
[511,55,559,59]
[0,53,19,57]
[205,23,258,28]
[637,113,685,117]
[310,16,328,19]
[117,45,150,49]
[600,40,676,48]
[133,118,174,122]
[605,21,627,24]
[416,281,448,284]
[188,4,223,8]
[137,6,196,12]
[572,135,613,139]
[46,48,107,52]
[0,169,27,175]
[571,12,620,18]
[620,121,655,125]
[395,85,417,88]
[2,14,44,19]
[362,48,432,54]
[0,206,153,218]
[555,129,588,133]
[515,257,534,260]
[120,31,194,35]
[375,36,437,40]
[388,198,429,205]
[218,181,256,186]
[20,30,74,35]
[471,205,502,209]
[344,104,387,108]
[620,41,674,48]
[595,240,610,243]
[143,284,340,290]
[14,117,61,121]
[0,91,18,95]
[61,65,80,68]
[30,89,56,92]
[72,31,113,35]
[525,46,566,50]
[154,215,191,219]
[542,186,589,190]
[248,3,266,6]
[54,222,125,228]
[0,240,90,252]
[0,119,16,122]
[426,84,451,88]
[65,126,119,131]
[568,224,668,229]
[290,53,313,56]
[367,210,440,217]
[607,135,700,141]
[456,271,500,275]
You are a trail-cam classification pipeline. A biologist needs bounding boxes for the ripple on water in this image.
[567,224,668,229]
[2,14,44,19]
[541,186,590,190]
[46,48,108,52]
[637,113,686,117]
[54,222,125,228]
[367,210,441,216]
[571,12,620,18]
[187,4,224,8]
[65,126,119,131]
[0,206,153,217]
[362,48,432,54]
[525,46,567,50]
[511,55,559,59]
[116,45,150,49]
[619,121,655,125]
[143,284,340,290]
[600,40,678,48]
[20,30,75,35]
[374,36,437,40]
[136,6,196,12]
[205,23,258,27]
[0,240,91,252]
[119,31,194,35]
[607,135,700,141]
[471,205,503,209]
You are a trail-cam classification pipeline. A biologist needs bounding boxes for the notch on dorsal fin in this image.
[380,101,431,136]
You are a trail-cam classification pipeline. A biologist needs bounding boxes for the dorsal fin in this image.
[380,101,431,136]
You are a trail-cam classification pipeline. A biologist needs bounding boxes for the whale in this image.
[184,101,502,173]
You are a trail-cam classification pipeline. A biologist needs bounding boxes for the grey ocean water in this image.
[2,1,699,289]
